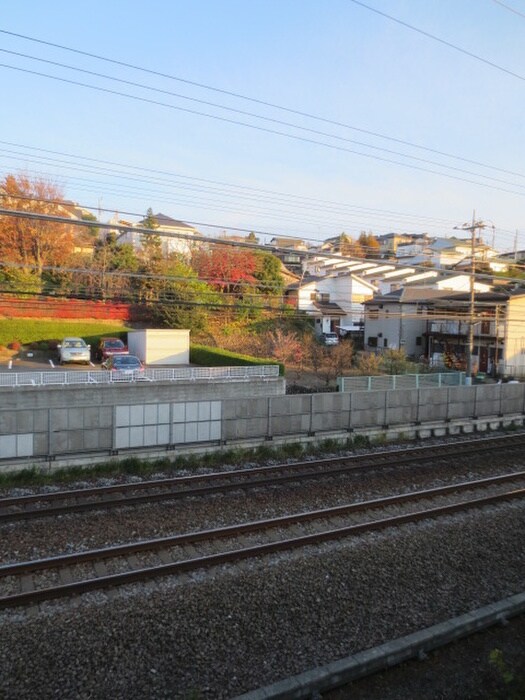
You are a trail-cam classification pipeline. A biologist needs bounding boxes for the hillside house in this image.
[285,272,376,336]
[117,213,201,258]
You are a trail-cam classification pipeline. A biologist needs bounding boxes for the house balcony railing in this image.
[429,320,505,337]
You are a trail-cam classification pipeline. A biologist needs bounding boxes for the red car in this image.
[96,337,128,362]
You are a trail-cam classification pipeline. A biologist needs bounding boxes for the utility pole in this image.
[454,212,487,386]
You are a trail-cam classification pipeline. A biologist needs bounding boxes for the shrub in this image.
[7,341,21,351]
[190,344,283,374]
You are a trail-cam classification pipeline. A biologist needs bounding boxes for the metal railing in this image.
[0,364,280,388]
[337,371,466,392]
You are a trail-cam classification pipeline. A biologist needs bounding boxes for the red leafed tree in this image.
[0,174,76,276]
[192,245,258,294]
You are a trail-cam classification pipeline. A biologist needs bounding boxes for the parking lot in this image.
[0,351,100,373]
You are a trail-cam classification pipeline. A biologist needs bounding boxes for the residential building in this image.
[285,272,376,337]
[266,236,309,274]
[363,288,450,358]
[364,287,525,377]
[117,213,201,257]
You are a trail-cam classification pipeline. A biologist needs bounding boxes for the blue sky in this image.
[1,0,524,250]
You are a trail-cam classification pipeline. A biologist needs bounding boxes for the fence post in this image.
[266,396,272,439]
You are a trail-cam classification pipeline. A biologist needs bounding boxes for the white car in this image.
[57,337,91,365]
[321,332,339,346]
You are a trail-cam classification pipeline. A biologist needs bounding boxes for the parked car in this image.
[57,337,91,365]
[102,354,144,375]
[320,332,339,346]
[96,337,128,362]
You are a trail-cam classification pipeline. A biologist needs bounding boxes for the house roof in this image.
[137,213,196,231]
[268,236,307,249]
[364,288,452,305]
[312,301,346,316]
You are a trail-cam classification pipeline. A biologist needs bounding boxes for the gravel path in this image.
[0,501,523,699]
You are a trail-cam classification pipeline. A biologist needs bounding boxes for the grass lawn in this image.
[0,319,131,348]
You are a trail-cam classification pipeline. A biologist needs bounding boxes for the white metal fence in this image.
[337,371,466,392]
[0,364,280,388]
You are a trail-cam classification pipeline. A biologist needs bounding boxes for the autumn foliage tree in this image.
[192,245,259,296]
[0,174,77,289]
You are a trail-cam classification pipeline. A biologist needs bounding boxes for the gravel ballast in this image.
[0,501,523,699]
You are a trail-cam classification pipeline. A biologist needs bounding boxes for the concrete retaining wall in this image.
[1,382,524,470]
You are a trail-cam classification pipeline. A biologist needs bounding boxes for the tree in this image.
[192,245,258,295]
[0,174,76,283]
[356,352,382,375]
[140,208,163,264]
[147,260,221,331]
[380,348,410,375]
[257,328,303,366]
[253,251,284,297]
[358,231,381,259]
[142,208,158,230]
[85,232,139,301]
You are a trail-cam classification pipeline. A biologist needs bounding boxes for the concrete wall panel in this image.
[0,413,16,433]
[0,435,16,457]
[16,433,33,457]
[3,382,525,465]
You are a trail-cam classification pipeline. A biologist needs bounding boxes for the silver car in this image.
[57,337,91,365]
[321,332,339,346]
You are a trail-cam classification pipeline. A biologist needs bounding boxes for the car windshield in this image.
[115,357,139,366]
[104,340,124,348]
[64,339,86,348]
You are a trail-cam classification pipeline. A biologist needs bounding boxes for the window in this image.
[383,338,388,348]
[416,336,422,346]
[368,337,378,347]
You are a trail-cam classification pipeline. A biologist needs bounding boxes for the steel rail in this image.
[1,470,523,576]
[1,482,523,609]
[1,433,525,523]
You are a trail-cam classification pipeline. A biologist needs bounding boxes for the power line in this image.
[0,206,522,287]
[3,47,525,190]
[0,143,520,252]
[349,0,525,84]
[4,62,525,199]
[2,28,523,177]
[2,61,525,196]
[491,0,525,20]
[0,141,465,230]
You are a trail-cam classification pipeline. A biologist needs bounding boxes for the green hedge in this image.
[190,344,284,375]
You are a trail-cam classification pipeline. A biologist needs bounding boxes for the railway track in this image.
[1,471,523,610]
[2,433,525,523]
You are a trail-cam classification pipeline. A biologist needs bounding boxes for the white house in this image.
[285,272,376,336]
[117,213,201,258]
